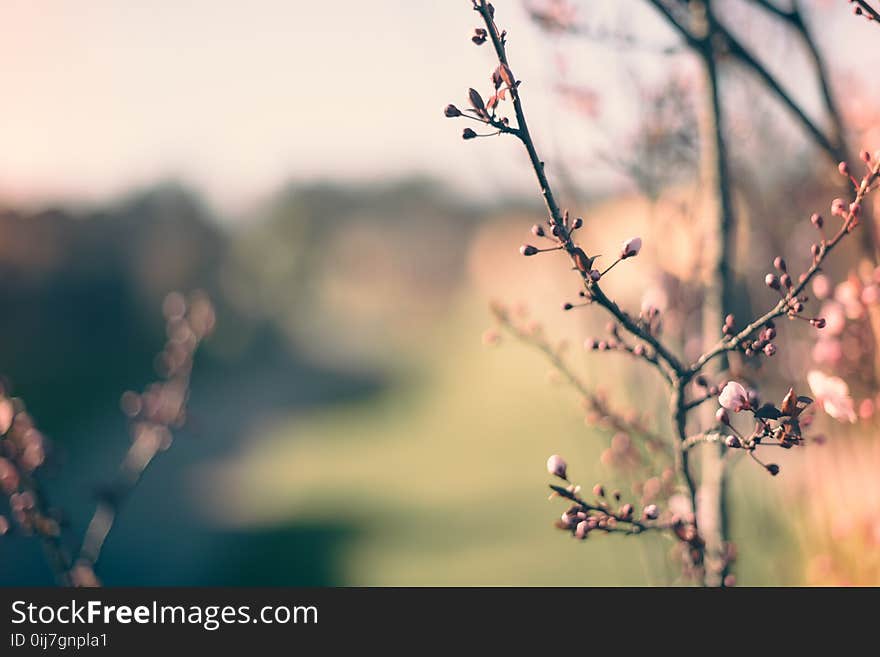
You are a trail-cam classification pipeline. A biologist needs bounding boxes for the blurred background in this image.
[1,0,879,586]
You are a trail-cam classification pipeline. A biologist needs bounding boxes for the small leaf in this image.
[780,388,797,416]
[499,63,515,87]
[755,403,782,420]
[571,247,595,273]
[492,68,503,89]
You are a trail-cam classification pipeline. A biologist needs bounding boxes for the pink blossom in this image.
[862,285,880,306]
[620,237,642,259]
[807,370,857,423]
[834,281,864,320]
[819,301,846,336]
[812,338,843,366]
[812,274,832,300]
[718,381,750,413]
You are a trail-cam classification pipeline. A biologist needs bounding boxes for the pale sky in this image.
[0,1,868,215]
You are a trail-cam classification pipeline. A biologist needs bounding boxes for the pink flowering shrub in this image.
[447,0,880,585]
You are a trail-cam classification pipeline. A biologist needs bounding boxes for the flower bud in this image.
[832,198,846,216]
[766,463,780,476]
[643,504,659,520]
[763,343,777,357]
[589,269,601,282]
[780,273,792,289]
[619,503,633,519]
[592,484,605,498]
[572,217,583,230]
[575,520,589,539]
[519,244,538,256]
[811,213,823,228]
[620,237,642,259]
[546,454,567,479]
[725,435,741,448]
[715,407,730,425]
[765,274,780,290]
[531,224,545,237]
[838,161,850,176]
[811,317,826,329]
[562,302,573,311]
[462,127,477,140]
[444,104,462,118]
[774,256,787,272]
[861,150,872,163]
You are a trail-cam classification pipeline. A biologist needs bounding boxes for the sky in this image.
[0,1,869,216]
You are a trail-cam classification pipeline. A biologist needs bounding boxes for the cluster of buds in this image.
[1,292,214,586]
[547,455,671,538]
[522,217,643,297]
[74,292,215,584]
[764,257,821,325]
[583,321,658,366]
[715,382,816,475]
[444,19,517,141]
[0,396,59,539]
[547,456,702,562]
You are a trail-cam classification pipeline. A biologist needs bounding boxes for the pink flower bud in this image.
[620,237,642,259]
[575,520,589,539]
[546,454,567,479]
[811,213,823,228]
[763,343,777,357]
[531,224,545,237]
[519,244,538,256]
[832,198,847,216]
[811,318,826,329]
[838,161,850,176]
[572,217,583,229]
[773,256,787,272]
[765,274,780,290]
[725,435,741,448]
[719,381,750,413]
[716,407,730,425]
[643,504,659,520]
